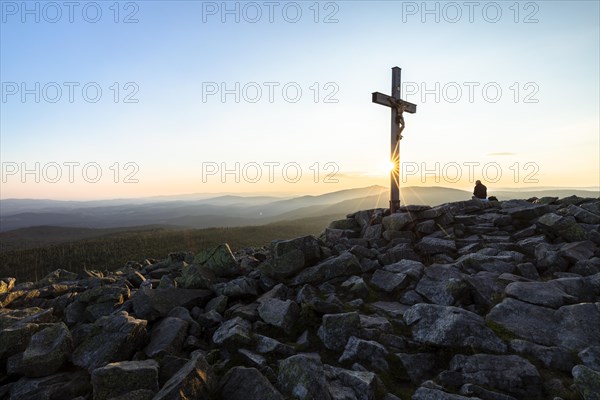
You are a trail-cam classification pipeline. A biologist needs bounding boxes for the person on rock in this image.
[473,180,488,201]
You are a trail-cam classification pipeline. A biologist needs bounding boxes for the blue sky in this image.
[1,0,599,199]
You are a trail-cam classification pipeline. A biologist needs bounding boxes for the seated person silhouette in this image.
[473,180,488,201]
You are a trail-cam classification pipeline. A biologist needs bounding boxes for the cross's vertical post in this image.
[390,67,402,213]
[372,66,417,214]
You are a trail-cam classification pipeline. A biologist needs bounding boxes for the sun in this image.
[387,160,396,172]
[375,160,397,176]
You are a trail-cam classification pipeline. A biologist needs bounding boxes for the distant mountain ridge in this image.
[1,185,598,232]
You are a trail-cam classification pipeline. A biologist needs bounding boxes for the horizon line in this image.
[1,185,599,203]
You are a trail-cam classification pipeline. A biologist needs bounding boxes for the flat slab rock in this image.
[91,360,159,400]
[404,303,507,353]
[504,280,580,309]
[415,237,456,255]
[486,298,600,352]
[72,312,147,372]
[415,264,471,306]
[291,252,362,286]
[448,354,543,399]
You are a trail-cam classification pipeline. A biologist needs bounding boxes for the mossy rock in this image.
[328,219,359,230]
[21,322,72,377]
[573,365,600,400]
[194,244,238,278]
[176,264,216,289]
[485,319,517,342]
[91,360,159,400]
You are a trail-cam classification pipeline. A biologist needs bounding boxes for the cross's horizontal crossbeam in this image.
[372,92,417,114]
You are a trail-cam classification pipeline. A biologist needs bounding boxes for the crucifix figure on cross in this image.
[394,102,406,141]
[372,66,417,213]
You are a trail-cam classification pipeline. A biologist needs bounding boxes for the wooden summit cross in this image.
[372,66,417,213]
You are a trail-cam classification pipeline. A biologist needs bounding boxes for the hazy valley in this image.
[1,185,598,282]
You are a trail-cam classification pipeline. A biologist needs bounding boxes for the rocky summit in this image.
[1,196,600,400]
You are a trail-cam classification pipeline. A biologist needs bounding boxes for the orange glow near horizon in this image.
[1,168,599,201]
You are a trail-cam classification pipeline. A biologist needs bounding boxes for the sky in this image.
[1,0,599,200]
